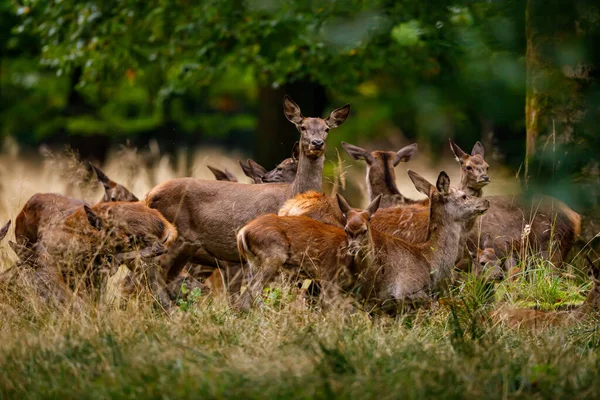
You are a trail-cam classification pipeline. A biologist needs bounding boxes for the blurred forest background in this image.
[0,0,599,232]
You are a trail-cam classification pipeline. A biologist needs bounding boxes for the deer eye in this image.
[300,126,306,131]
[325,128,329,133]
[466,166,472,171]
[462,195,467,200]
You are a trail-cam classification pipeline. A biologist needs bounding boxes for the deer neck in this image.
[424,207,463,288]
[461,181,483,197]
[290,152,324,196]
[366,158,406,204]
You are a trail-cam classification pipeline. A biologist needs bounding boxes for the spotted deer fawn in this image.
[449,139,581,269]
[146,96,350,306]
[346,170,489,314]
[235,194,382,312]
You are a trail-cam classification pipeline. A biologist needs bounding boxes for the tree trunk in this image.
[525,0,598,179]
[525,0,600,247]
[256,81,327,169]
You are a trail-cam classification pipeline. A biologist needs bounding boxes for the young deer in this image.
[494,256,600,329]
[146,96,350,306]
[33,201,176,292]
[341,141,419,208]
[462,233,505,282]
[14,166,139,258]
[449,139,581,268]
[346,171,490,314]
[235,195,382,312]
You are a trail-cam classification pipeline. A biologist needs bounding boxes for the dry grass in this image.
[0,139,598,399]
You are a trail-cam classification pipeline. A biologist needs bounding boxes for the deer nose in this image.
[480,175,490,183]
[311,139,324,149]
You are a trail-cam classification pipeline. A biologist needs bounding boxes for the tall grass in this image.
[0,140,597,399]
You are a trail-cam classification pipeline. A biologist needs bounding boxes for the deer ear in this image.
[482,233,493,249]
[208,165,234,182]
[393,143,418,166]
[283,95,304,125]
[341,142,372,163]
[408,170,435,197]
[84,205,103,231]
[466,239,478,261]
[0,220,11,241]
[449,139,468,163]
[471,141,485,157]
[336,193,352,217]
[586,256,600,282]
[325,104,351,128]
[247,159,268,177]
[239,160,253,180]
[366,195,382,216]
[291,142,300,162]
[90,163,114,191]
[436,171,450,194]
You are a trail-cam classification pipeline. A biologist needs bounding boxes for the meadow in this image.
[0,139,598,399]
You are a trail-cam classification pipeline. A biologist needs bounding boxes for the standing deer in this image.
[449,139,581,268]
[341,141,419,207]
[235,194,382,312]
[278,141,420,227]
[344,170,490,314]
[146,96,350,306]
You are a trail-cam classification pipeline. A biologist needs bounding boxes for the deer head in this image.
[262,142,299,183]
[342,141,418,201]
[467,234,505,282]
[283,96,350,159]
[336,194,382,256]
[448,139,490,196]
[91,163,139,202]
[408,170,490,223]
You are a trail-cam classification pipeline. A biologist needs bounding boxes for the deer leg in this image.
[234,257,281,312]
[219,261,245,304]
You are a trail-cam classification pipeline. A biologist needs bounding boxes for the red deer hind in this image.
[146,96,350,306]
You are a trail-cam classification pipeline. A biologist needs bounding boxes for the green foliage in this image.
[3,0,530,157]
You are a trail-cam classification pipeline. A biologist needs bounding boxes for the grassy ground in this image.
[0,142,598,399]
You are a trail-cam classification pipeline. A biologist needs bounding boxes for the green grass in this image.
[1,256,600,399]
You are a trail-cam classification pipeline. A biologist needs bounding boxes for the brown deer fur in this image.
[341,141,420,208]
[347,171,490,314]
[449,139,581,267]
[15,165,139,256]
[234,195,382,312]
[35,200,176,289]
[146,96,350,305]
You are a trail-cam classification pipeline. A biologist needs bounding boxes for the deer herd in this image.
[0,95,596,327]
